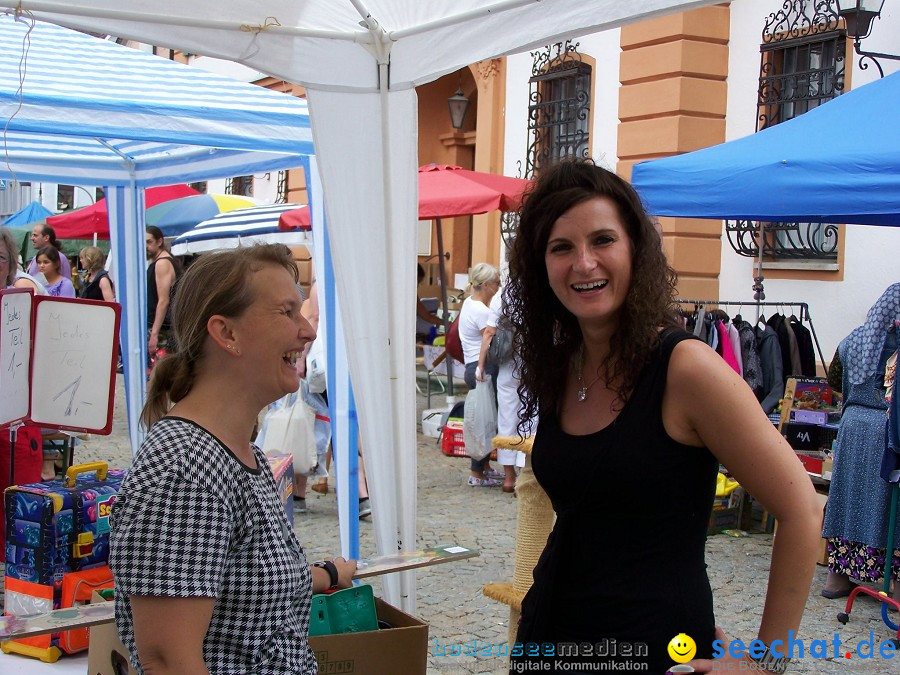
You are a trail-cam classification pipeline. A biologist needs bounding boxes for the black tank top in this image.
[79,270,111,301]
[513,328,718,674]
[146,255,177,329]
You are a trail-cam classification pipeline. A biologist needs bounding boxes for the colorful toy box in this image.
[2,462,124,661]
[266,452,294,523]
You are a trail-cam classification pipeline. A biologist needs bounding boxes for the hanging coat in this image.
[789,317,817,377]
[756,324,785,414]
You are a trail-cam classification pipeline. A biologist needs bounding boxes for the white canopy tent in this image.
[3,0,719,611]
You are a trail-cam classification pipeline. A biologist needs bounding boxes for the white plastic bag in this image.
[261,394,318,475]
[463,375,497,461]
[306,337,327,394]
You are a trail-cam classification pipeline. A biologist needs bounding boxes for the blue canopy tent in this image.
[1,201,55,266]
[631,71,900,226]
[1,201,53,228]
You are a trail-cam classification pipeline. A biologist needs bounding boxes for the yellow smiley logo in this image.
[667,633,697,663]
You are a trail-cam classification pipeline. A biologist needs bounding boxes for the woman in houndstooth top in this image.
[109,244,355,674]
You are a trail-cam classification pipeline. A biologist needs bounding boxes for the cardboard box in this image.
[86,594,428,675]
[782,422,837,451]
[309,597,428,675]
[778,377,835,432]
[87,591,137,675]
[708,488,744,535]
[790,408,829,425]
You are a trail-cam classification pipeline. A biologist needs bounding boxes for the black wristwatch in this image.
[748,644,789,674]
[313,560,340,590]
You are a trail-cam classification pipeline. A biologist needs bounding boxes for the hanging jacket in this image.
[789,317,817,377]
[737,321,764,399]
[716,321,740,374]
[726,321,743,377]
[756,324,785,414]
[693,307,707,341]
[705,314,718,352]
[767,314,796,379]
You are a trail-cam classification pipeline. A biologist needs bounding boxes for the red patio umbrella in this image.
[46,184,200,239]
[416,165,531,394]
[277,205,312,231]
[277,165,530,395]
[278,165,530,395]
[417,164,530,219]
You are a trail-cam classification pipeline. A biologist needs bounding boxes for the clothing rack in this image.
[674,299,827,371]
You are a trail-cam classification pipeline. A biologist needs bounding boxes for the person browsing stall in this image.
[145,225,180,358]
[109,245,356,674]
[476,283,531,493]
[35,246,76,297]
[416,263,443,342]
[27,224,71,281]
[458,262,503,487]
[78,246,115,302]
[0,227,44,294]
[505,160,821,674]
[821,283,900,603]
[0,228,43,553]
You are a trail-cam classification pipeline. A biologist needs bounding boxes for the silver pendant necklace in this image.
[576,347,603,402]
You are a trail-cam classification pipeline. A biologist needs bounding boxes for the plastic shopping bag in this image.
[306,337,327,394]
[261,393,319,475]
[463,374,497,461]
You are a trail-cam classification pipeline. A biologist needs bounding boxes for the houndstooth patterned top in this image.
[109,416,316,674]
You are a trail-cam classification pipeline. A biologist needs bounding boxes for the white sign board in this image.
[0,289,33,427]
[30,296,120,434]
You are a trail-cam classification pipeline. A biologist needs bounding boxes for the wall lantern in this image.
[447,87,470,129]
[836,0,899,76]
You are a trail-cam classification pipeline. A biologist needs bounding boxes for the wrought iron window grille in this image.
[501,41,592,248]
[275,170,288,204]
[226,175,253,197]
[525,40,591,180]
[727,0,845,262]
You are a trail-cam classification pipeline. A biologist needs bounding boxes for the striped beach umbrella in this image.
[144,193,261,237]
[171,203,311,255]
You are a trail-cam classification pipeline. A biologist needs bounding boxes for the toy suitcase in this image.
[2,462,124,661]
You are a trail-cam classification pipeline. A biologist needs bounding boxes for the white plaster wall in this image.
[503,30,622,178]
[719,0,900,363]
[31,182,100,214]
[503,51,532,179]
[586,30,623,172]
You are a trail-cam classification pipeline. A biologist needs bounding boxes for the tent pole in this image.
[435,217,454,400]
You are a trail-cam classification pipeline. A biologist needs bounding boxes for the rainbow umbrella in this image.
[144,193,260,237]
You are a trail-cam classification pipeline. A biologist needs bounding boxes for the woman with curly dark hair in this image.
[506,160,821,674]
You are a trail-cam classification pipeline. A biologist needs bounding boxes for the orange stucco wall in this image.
[617,4,730,301]
[417,63,508,285]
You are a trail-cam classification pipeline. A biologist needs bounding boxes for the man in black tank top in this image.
[146,226,180,358]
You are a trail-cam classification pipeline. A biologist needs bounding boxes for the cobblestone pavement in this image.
[73,377,898,674]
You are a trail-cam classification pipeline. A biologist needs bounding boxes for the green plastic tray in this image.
[308,584,378,637]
